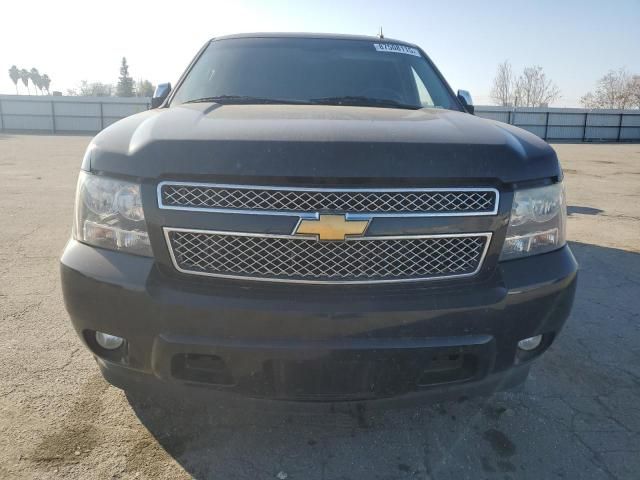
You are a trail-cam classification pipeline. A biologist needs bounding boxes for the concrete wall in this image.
[1,95,639,141]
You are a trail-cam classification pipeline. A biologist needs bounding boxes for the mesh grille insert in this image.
[160,184,497,215]
[166,230,490,283]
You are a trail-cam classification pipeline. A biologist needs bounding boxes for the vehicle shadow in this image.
[126,241,640,480]
[567,205,603,216]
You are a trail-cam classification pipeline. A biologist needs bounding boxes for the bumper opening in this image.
[165,346,485,401]
[417,353,477,386]
[172,353,235,386]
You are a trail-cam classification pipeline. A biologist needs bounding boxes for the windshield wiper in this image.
[184,95,421,110]
[183,95,310,105]
[309,96,421,110]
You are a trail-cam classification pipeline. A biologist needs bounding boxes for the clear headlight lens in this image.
[73,171,152,257]
[500,183,566,261]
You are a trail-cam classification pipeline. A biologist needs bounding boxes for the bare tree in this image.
[490,62,560,107]
[67,80,113,97]
[580,92,598,109]
[135,79,155,97]
[513,66,561,107]
[581,68,636,109]
[490,61,515,106]
[631,76,640,109]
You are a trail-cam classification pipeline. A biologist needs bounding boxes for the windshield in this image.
[170,37,460,110]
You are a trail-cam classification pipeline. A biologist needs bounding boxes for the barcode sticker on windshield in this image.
[374,43,421,57]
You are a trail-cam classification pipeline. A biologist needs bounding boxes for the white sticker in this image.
[373,43,421,57]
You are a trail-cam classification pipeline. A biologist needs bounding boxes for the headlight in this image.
[73,171,152,257]
[500,183,566,261]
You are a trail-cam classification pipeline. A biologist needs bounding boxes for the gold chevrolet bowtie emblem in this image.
[295,214,370,241]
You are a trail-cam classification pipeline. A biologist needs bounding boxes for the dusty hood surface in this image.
[88,104,560,184]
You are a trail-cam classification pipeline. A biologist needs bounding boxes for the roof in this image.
[210,32,418,48]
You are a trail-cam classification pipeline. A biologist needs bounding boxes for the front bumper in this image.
[61,240,577,402]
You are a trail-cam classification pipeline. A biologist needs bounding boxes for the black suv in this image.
[61,33,577,402]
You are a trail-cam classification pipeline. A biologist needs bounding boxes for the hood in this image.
[89,104,560,184]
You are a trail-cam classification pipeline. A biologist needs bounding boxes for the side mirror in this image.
[457,89,474,114]
[151,83,171,108]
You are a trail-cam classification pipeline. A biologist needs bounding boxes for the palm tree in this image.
[8,65,20,94]
[30,68,42,95]
[41,74,51,95]
[19,69,30,95]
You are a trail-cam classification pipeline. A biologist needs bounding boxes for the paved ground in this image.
[0,135,639,480]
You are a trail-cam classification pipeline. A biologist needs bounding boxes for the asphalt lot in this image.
[0,135,639,480]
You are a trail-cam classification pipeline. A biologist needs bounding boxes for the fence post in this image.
[617,113,624,142]
[0,97,4,132]
[50,100,56,134]
[582,112,588,142]
[544,111,550,140]
[99,102,104,131]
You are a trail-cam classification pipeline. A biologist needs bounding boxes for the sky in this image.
[1,0,639,106]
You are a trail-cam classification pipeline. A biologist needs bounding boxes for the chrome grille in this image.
[159,183,498,216]
[165,229,491,284]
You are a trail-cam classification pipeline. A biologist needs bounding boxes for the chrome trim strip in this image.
[163,227,493,285]
[157,181,500,218]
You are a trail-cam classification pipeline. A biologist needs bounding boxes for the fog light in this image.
[518,335,543,351]
[95,331,124,350]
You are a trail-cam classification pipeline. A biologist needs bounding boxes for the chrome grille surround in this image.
[158,182,499,217]
[164,228,492,285]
